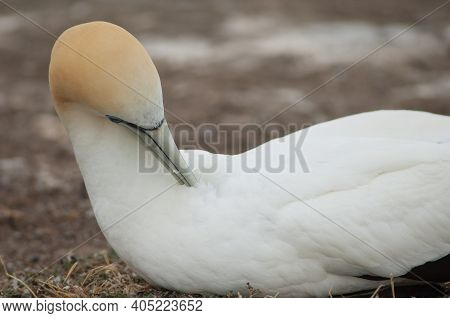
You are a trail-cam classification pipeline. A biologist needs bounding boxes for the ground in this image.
[0,0,449,297]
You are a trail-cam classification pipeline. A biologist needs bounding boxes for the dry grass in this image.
[1,251,448,298]
[0,252,201,298]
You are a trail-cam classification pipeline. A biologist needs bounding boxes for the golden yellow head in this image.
[49,21,164,128]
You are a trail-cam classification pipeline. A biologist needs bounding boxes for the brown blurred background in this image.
[0,0,449,274]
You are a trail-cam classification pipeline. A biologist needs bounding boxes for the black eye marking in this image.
[106,115,164,131]
[105,115,123,124]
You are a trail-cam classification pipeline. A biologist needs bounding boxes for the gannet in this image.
[49,21,450,297]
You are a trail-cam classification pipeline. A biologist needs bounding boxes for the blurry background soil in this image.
[0,0,449,297]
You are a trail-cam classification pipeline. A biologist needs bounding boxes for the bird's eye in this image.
[105,114,125,124]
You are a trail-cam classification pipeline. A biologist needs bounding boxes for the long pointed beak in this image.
[107,115,199,187]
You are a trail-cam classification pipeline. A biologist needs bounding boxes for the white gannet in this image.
[49,22,450,297]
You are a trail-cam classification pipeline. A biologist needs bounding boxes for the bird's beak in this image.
[106,115,198,187]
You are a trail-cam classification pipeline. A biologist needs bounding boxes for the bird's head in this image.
[49,21,164,129]
[49,21,197,186]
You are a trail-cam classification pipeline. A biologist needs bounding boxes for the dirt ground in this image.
[0,0,449,297]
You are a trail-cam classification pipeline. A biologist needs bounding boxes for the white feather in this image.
[61,108,450,297]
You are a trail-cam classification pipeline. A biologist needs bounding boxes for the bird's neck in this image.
[57,104,177,224]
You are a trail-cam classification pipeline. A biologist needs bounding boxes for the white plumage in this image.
[50,22,450,297]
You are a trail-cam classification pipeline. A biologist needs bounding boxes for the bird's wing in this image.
[308,109,450,142]
[250,110,450,280]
